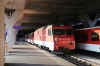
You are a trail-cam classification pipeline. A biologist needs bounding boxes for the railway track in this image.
[72,49,100,66]
[72,53,100,66]
[55,53,99,66]
[32,44,99,66]
[58,55,93,66]
[74,49,100,59]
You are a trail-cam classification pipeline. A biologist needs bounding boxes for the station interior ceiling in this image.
[5,0,100,38]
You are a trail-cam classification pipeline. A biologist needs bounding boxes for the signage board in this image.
[13,26,22,29]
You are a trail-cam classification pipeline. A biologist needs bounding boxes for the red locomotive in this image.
[25,32,34,44]
[74,26,100,52]
[34,25,75,54]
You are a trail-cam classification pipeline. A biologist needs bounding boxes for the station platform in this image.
[4,42,76,66]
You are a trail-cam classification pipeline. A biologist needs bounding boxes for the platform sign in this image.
[13,26,22,29]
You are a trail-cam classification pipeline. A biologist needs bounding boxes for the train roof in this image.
[74,26,100,31]
[34,24,73,32]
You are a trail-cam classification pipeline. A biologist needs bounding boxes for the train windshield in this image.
[66,29,73,35]
[53,29,65,35]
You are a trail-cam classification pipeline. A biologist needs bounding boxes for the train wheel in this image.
[67,50,71,57]
[44,47,47,50]
[45,47,49,51]
[43,46,45,49]
[48,49,51,52]
[62,48,71,56]
[47,48,49,51]
[36,44,38,47]
[50,50,54,54]
[51,51,54,54]
[40,45,43,49]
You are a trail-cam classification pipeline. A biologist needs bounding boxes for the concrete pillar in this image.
[0,0,5,66]
[78,14,100,28]
[3,0,9,6]
[5,10,22,49]
[13,29,18,45]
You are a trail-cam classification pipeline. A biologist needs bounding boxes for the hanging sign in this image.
[13,26,22,29]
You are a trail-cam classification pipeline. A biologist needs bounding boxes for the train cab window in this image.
[50,29,53,36]
[48,29,52,36]
[82,33,88,41]
[53,29,65,35]
[66,29,73,35]
[48,29,51,36]
[48,29,50,36]
[91,32,99,41]
[75,34,80,41]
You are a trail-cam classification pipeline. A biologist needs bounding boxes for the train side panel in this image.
[41,27,46,47]
[27,34,30,42]
[30,32,34,44]
[74,27,100,52]
[34,29,42,46]
[45,25,54,51]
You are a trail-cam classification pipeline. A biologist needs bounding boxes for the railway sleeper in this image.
[59,56,93,66]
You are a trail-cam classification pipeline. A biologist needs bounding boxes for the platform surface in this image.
[4,42,76,66]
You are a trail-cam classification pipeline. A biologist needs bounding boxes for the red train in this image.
[24,34,28,41]
[24,32,34,44]
[74,26,100,52]
[34,25,75,54]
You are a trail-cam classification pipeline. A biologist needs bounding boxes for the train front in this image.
[53,26,75,54]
